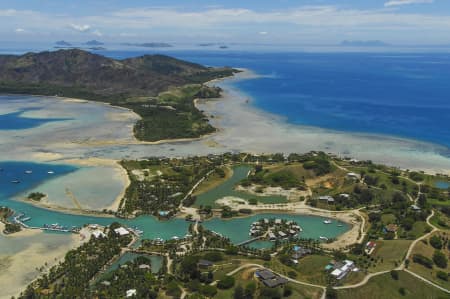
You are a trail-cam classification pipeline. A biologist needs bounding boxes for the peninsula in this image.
[0,49,236,141]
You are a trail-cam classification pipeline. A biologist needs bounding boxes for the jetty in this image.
[13,213,79,233]
[236,235,263,246]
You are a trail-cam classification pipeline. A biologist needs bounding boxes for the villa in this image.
[114,227,130,236]
[365,241,376,255]
[255,269,288,288]
[126,289,137,297]
[328,260,356,280]
[318,195,335,203]
[291,245,312,262]
[92,230,106,238]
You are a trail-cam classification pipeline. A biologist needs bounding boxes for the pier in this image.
[236,235,263,246]
[13,214,79,234]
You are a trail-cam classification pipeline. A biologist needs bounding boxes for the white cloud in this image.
[69,23,91,32]
[92,29,102,36]
[384,0,433,7]
[259,31,268,35]
[15,28,26,33]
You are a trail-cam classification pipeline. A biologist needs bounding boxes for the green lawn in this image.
[337,271,449,299]
[370,240,412,272]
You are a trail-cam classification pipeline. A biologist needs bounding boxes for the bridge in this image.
[236,236,264,246]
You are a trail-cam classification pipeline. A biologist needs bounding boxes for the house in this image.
[278,231,287,238]
[255,269,276,280]
[197,259,214,269]
[339,193,350,199]
[268,232,276,241]
[92,230,106,238]
[365,241,377,255]
[384,224,398,233]
[411,204,421,211]
[114,227,130,236]
[126,289,137,297]
[158,210,170,217]
[139,264,151,270]
[275,219,282,225]
[347,172,359,179]
[291,245,312,260]
[262,276,288,288]
[100,280,111,286]
[328,260,356,280]
[318,195,335,203]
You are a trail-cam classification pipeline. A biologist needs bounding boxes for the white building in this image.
[114,227,130,236]
[126,289,137,297]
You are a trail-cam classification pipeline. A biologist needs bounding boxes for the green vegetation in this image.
[27,192,46,201]
[0,49,236,142]
[336,271,449,299]
[19,223,132,298]
[0,206,21,234]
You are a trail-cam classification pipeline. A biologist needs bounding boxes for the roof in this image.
[331,269,343,277]
[114,227,130,236]
[255,269,276,280]
[198,259,214,267]
[126,289,137,297]
[92,230,106,238]
[385,224,398,232]
[411,204,421,210]
[262,277,288,288]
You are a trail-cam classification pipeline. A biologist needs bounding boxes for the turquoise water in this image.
[435,181,450,189]
[0,108,70,130]
[194,165,287,207]
[0,161,349,246]
[203,213,349,244]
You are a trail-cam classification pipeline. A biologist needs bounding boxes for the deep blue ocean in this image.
[100,50,450,148]
[0,108,70,130]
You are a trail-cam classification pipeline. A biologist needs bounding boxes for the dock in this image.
[236,235,263,246]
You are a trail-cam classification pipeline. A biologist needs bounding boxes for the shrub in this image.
[430,235,443,249]
[217,276,235,290]
[287,270,297,278]
[437,271,448,281]
[433,251,448,269]
[200,285,217,297]
[203,252,223,262]
[390,270,399,280]
[412,254,433,269]
[399,287,406,296]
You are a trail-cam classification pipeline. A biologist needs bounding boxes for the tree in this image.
[217,276,235,290]
[390,270,399,280]
[433,250,448,268]
[429,235,443,249]
[437,271,448,281]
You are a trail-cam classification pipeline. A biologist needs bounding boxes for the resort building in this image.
[126,289,137,297]
[114,227,130,236]
[92,230,106,238]
[365,241,376,255]
[327,260,357,280]
[197,259,214,269]
[318,195,335,203]
[255,269,288,288]
[291,245,312,263]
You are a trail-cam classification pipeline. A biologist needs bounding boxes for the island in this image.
[0,49,236,141]
[121,42,173,48]
[84,40,104,46]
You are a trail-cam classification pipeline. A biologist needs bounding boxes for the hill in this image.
[0,49,236,141]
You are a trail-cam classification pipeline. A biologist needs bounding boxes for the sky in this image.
[2,0,450,45]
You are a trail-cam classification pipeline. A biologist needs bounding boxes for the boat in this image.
[319,236,329,241]
[337,224,343,227]
[47,171,55,174]
[323,219,332,224]
[11,180,20,184]
[21,217,31,222]
[25,170,33,174]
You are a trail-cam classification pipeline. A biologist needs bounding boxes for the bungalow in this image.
[347,172,359,179]
[255,269,276,280]
[329,260,356,280]
[318,195,335,203]
[92,230,106,238]
[268,232,277,241]
[384,224,398,233]
[139,264,151,270]
[262,276,289,288]
[114,227,130,236]
[292,245,312,260]
[339,193,350,199]
[158,210,170,217]
[411,204,421,211]
[126,289,137,297]
[278,231,287,238]
[275,219,282,225]
[197,259,214,269]
[365,241,376,255]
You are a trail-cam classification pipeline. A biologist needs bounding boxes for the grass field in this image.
[370,240,412,272]
[337,271,450,299]
[194,166,233,196]
[409,232,450,290]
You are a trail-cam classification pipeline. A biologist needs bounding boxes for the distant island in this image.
[340,40,390,47]
[121,42,173,48]
[84,40,104,46]
[0,49,235,141]
[55,40,72,47]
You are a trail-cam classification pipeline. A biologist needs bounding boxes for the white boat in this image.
[337,224,343,227]
[323,219,332,224]
[11,180,20,184]
[47,171,55,174]
[25,170,33,174]
[319,236,329,241]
